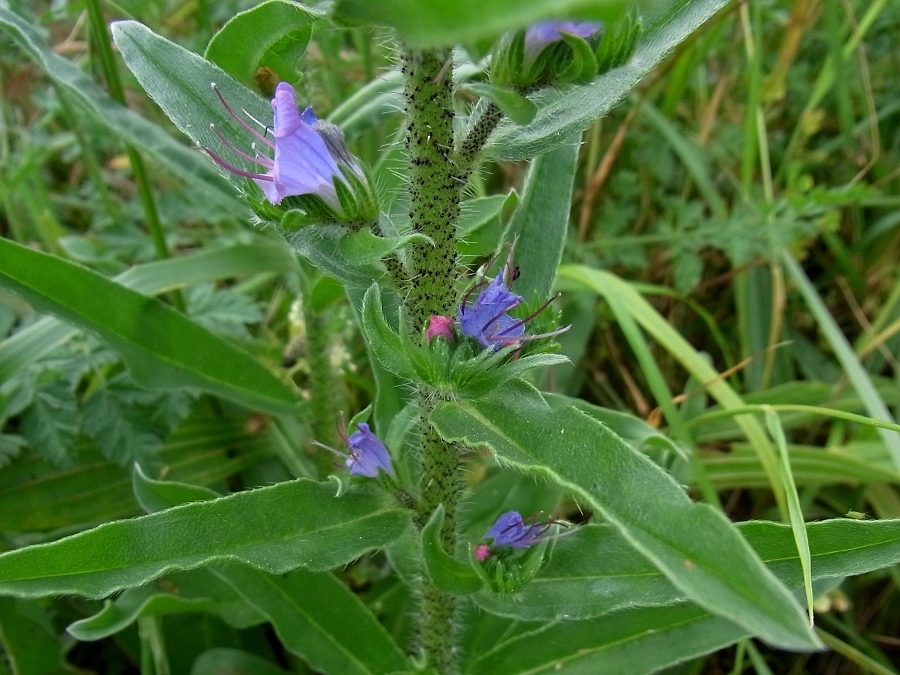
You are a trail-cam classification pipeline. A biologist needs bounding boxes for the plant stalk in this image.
[401,46,465,673]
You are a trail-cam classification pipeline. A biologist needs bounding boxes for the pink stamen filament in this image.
[212,83,274,150]
[461,278,490,312]
[497,293,561,337]
[209,125,273,169]
[481,302,521,334]
[205,148,273,182]
[310,439,350,460]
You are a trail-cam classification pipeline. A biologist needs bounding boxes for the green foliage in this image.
[0,238,300,415]
[488,0,732,159]
[0,480,409,598]
[1,0,898,673]
[334,0,628,48]
[431,381,820,650]
[204,1,321,90]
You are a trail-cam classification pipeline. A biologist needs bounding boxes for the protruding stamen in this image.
[497,292,562,337]
[481,303,521,334]
[205,148,273,181]
[211,83,275,149]
[311,439,347,459]
[209,124,273,169]
[461,278,490,312]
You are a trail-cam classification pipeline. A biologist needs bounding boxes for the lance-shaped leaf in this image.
[111,20,269,193]
[67,568,265,640]
[467,603,746,675]
[212,565,411,674]
[0,480,409,598]
[431,381,821,651]
[0,238,300,415]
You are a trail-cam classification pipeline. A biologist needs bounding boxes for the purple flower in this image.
[345,422,395,478]
[523,20,602,65]
[206,82,344,207]
[312,422,395,478]
[483,511,567,549]
[459,272,526,349]
[458,251,570,350]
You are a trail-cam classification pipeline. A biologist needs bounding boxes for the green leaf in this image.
[764,407,814,625]
[184,282,264,338]
[0,238,300,415]
[0,413,274,532]
[430,381,821,650]
[361,284,417,381]
[211,566,411,674]
[0,7,238,212]
[422,505,484,595]
[474,518,900,621]
[0,480,409,598]
[110,20,270,194]
[339,228,429,266]
[20,378,78,465]
[469,547,900,675]
[0,241,298,383]
[559,32,599,83]
[204,0,320,88]
[286,223,385,288]
[503,139,579,300]
[467,603,747,675]
[464,84,537,125]
[191,649,290,675]
[66,569,265,640]
[333,0,627,49]
[131,464,220,514]
[0,598,67,674]
[489,0,731,160]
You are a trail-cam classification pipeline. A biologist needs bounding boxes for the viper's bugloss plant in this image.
[0,2,896,675]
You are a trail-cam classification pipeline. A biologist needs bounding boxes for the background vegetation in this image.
[0,0,898,673]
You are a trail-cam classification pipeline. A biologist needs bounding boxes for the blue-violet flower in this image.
[523,20,602,65]
[313,422,395,478]
[207,82,346,207]
[483,511,562,549]
[458,253,569,350]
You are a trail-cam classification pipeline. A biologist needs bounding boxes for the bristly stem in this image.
[402,48,461,334]
[298,264,341,478]
[456,101,502,180]
[401,47,464,673]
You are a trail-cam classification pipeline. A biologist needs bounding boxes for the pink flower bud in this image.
[426,315,454,342]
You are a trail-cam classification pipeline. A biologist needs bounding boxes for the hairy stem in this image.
[456,102,502,180]
[299,268,340,477]
[416,401,460,672]
[402,47,464,673]
[402,48,461,333]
